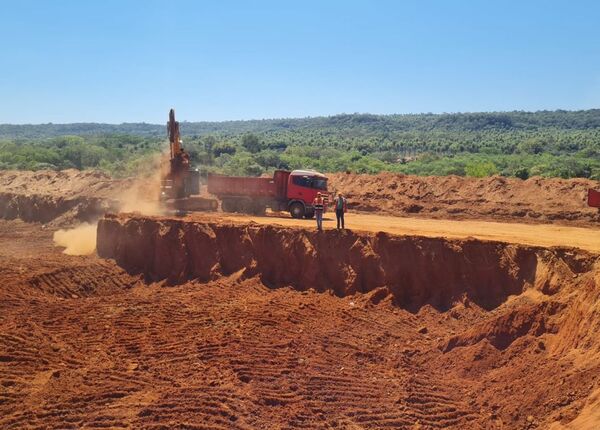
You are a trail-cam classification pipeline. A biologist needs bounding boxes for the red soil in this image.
[329,172,600,226]
[2,169,599,226]
[2,170,600,429]
[1,216,600,428]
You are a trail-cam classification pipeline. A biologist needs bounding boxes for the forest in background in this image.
[1,109,599,179]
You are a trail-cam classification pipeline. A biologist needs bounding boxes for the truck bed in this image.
[588,189,600,208]
[207,174,277,198]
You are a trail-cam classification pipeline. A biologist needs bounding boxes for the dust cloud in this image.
[53,223,97,255]
[117,152,167,216]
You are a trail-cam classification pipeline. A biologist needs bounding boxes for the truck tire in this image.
[289,202,305,219]
[221,198,236,213]
[251,201,266,215]
[304,209,315,219]
[236,198,254,213]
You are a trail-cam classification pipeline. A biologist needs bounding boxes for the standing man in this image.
[334,193,347,229]
[313,192,325,231]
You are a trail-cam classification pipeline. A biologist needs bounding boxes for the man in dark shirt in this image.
[333,193,347,229]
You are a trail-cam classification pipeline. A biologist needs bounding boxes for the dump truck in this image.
[208,169,331,218]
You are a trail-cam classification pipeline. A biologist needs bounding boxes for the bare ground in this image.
[1,170,600,429]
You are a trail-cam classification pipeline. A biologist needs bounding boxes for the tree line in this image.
[1,110,599,179]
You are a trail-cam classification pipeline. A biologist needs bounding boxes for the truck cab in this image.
[286,170,329,218]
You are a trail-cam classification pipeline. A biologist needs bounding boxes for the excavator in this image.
[159,109,218,212]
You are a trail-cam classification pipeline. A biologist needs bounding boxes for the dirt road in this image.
[188,211,600,253]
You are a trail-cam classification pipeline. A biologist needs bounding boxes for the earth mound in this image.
[2,169,599,226]
[329,172,600,225]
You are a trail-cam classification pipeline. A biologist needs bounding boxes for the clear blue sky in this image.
[0,0,598,123]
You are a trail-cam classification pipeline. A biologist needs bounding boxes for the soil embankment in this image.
[329,172,600,225]
[0,170,152,225]
[97,213,593,312]
[2,169,600,226]
[0,191,117,224]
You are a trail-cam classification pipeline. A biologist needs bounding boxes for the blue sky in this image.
[0,0,598,123]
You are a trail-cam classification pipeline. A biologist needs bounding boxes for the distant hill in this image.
[1,109,599,139]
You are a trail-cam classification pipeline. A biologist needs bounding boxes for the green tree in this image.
[518,137,546,154]
[242,134,261,153]
[204,135,216,165]
[213,142,237,157]
[465,160,498,177]
[514,167,530,180]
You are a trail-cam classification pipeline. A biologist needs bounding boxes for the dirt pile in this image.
[329,172,600,225]
[0,170,160,225]
[0,191,117,224]
[0,169,124,198]
[0,170,121,224]
[3,169,600,226]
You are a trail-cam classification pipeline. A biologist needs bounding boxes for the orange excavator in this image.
[160,109,218,212]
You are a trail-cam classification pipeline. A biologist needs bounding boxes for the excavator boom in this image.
[168,108,181,160]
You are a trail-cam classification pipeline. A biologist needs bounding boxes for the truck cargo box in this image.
[588,189,600,208]
[207,174,278,198]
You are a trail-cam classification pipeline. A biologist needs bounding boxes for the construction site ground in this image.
[1,170,600,429]
[195,211,600,253]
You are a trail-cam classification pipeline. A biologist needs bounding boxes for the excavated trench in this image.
[3,206,600,428]
[97,213,595,313]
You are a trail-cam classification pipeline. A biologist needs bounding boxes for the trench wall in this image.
[97,214,594,311]
[0,192,117,224]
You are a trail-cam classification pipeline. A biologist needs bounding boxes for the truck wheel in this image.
[236,199,253,213]
[222,199,236,212]
[251,202,266,215]
[289,202,305,219]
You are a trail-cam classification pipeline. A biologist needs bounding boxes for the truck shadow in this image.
[259,212,336,222]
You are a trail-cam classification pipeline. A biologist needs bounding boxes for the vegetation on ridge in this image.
[1,110,599,179]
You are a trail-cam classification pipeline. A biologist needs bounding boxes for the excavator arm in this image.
[168,108,181,160]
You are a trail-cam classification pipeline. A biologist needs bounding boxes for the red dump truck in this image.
[207,169,330,218]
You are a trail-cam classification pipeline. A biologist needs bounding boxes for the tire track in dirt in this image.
[0,271,482,429]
